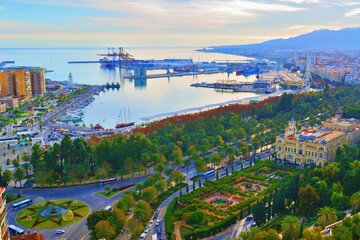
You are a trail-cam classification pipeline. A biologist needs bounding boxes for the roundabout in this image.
[16,198,90,229]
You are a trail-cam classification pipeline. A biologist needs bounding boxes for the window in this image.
[299,149,303,154]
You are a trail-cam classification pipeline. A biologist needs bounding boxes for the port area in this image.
[191,79,276,94]
[124,69,223,79]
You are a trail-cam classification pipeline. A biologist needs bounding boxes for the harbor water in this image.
[0,48,259,128]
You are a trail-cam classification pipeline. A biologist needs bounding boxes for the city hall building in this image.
[275,110,360,166]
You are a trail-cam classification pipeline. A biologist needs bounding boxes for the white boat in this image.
[68,109,84,116]
[60,114,82,122]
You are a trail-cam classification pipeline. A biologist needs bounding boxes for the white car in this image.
[156,219,161,226]
[144,228,150,234]
[56,229,65,234]
[149,220,154,227]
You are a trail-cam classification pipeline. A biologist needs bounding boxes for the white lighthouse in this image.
[68,72,74,88]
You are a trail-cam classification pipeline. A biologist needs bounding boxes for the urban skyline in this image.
[0,0,360,48]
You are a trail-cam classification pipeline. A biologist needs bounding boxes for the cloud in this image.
[333,1,360,6]
[283,25,343,31]
[278,0,322,4]
[345,8,360,17]
[17,0,304,27]
[78,0,305,32]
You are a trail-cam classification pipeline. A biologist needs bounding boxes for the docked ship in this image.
[115,122,135,129]
[115,107,135,129]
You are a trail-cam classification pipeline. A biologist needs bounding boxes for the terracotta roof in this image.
[11,232,45,240]
[0,187,5,195]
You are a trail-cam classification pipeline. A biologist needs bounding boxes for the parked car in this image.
[56,229,65,234]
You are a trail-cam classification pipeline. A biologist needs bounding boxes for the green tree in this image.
[298,185,320,217]
[13,167,25,187]
[301,226,325,240]
[252,201,266,226]
[20,152,32,179]
[154,180,167,194]
[95,220,116,240]
[133,200,152,223]
[187,210,205,225]
[351,191,360,213]
[111,208,126,233]
[116,193,135,212]
[141,186,158,204]
[331,192,350,211]
[2,169,13,184]
[169,170,185,185]
[273,187,286,214]
[86,210,112,233]
[240,228,281,240]
[282,215,301,240]
[317,207,338,228]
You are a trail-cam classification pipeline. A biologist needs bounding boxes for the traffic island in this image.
[16,199,90,229]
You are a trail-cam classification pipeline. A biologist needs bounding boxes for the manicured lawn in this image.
[16,199,90,229]
[96,189,122,198]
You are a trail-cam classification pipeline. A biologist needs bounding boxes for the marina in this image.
[1,48,262,129]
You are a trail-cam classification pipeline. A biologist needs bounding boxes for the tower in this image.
[303,69,313,86]
[335,109,342,121]
[286,117,297,136]
[68,72,73,88]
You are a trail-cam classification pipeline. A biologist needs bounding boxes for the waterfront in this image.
[0,48,259,128]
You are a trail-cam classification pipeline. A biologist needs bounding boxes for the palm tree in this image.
[317,206,338,228]
[281,215,301,240]
[350,191,360,213]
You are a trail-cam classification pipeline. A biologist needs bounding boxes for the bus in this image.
[202,169,215,179]
[8,225,24,236]
[99,177,117,185]
[12,199,32,210]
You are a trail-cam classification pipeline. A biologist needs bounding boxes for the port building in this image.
[275,111,360,166]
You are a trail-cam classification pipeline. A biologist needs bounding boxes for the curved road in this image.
[6,175,147,240]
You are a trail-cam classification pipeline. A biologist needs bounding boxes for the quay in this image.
[191,79,275,94]
[124,70,223,80]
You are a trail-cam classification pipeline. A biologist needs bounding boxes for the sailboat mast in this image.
[124,107,127,124]
[128,107,130,122]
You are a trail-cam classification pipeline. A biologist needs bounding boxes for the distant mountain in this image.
[203,27,360,52]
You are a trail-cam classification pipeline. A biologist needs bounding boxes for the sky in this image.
[0,0,359,48]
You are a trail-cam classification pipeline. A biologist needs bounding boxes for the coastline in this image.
[140,89,301,123]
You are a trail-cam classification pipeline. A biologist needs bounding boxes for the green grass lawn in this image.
[16,199,90,229]
[96,189,122,198]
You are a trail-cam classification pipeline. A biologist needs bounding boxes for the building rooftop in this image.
[11,232,44,240]
[0,187,5,195]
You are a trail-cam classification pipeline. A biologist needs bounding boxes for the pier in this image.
[191,79,275,94]
[124,69,223,80]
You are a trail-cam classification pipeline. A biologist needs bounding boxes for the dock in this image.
[68,61,100,64]
[124,70,223,79]
[191,79,275,94]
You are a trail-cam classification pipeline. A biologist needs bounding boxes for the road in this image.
[6,150,273,240]
[142,150,273,240]
[6,175,147,240]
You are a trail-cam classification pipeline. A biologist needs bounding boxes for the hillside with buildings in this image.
[201,27,360,52]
